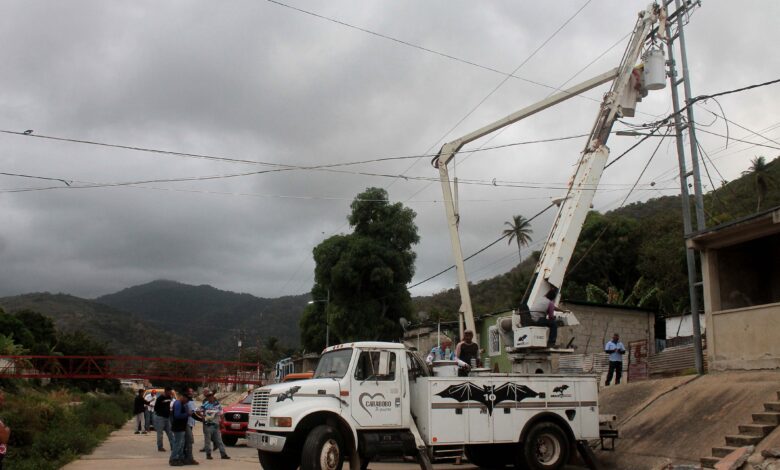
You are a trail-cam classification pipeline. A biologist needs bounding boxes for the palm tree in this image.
[741,156,775,211]
[502,215,533,262]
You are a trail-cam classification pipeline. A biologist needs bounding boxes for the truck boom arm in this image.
[432,3,664,340]
[522,3,663,328]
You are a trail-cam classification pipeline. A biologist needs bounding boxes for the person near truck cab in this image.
[455,330,480,367]
[605,333,626,386]
[153,387,174,452]
[196,391,230,460]
[426,339,468,368]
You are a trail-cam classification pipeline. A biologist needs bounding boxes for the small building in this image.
[688,206,780,371]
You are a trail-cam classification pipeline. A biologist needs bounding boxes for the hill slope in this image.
[0,293,207,358]
[96,280,308,353]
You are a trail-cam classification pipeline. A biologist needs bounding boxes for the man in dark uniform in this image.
[455,330,480,368]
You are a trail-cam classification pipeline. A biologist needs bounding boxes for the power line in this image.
[0,128,589,173]
[407,202,556,289]
[694,128,780,152]
[264,0,598,98]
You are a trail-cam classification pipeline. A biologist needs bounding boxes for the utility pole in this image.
[325,288,331,348]
[664,0,705,374]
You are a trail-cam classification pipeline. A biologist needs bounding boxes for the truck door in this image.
[351,349,404,427]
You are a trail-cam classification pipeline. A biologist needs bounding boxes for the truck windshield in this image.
[313,349,353,379]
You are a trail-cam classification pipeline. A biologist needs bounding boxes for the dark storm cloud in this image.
[0,1,777,299]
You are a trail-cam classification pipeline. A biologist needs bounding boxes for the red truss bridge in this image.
[0,355,266,385]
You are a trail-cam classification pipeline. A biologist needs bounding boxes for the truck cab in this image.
[248,341,599,470]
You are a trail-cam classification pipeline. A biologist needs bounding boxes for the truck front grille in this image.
[252,389,270,418]
[224,412,248,423]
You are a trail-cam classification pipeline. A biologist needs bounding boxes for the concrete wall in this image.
[665,314,706,339]
[557,302,655,356]
[706,302,780,371]
[697,227,780,371]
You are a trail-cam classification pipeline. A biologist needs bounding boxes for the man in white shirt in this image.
[604,333,626,386]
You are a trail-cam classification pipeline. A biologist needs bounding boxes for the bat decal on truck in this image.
[436,382,539,415]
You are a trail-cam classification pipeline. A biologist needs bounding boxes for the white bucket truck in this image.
[247,341,598,470]
[248,3,671,468]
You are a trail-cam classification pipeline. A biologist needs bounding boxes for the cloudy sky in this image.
[1,1,778,300]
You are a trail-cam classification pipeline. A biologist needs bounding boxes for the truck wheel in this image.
[301,425,344,470]
[519,422,570,470]
[222,435,238,446]
[258,449,300,470]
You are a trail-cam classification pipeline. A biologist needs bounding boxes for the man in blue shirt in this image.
[169,390,192,466]
[604,333,626,386]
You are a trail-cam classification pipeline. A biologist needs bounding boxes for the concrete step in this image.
[739,423,776,436]
[725,434,763,446]
[764,402,780,412]
[701,456,721,468]
[712,446,739,458]
[753,412,780,425]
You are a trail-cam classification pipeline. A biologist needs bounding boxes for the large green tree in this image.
[300,187,419,351]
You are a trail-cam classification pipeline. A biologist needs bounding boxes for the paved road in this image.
[63,418,480,470]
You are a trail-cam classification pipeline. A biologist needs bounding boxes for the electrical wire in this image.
[391,0,594,189]
[407,202,556,289]
[565,129,671,278]
[264,0,601,100]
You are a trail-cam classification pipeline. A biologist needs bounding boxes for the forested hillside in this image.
[414,155,779,318]
[0,293,207,358]
[97,280,307,353]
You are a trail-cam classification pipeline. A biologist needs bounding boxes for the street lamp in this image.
[308,289,330,347]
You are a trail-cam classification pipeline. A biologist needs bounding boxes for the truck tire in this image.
[258,449,300,470]
[465,444,512,468]
[519,422,570,470]
[222,435,238,446]
[301,425,345,470]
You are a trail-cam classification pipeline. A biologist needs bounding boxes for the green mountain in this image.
[0,293,207,358]
[96,280,308,354]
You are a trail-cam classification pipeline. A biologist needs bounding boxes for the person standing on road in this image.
[133,389,151,434]
[605,333,626,386]
[144,390,157,432]
[154,387,175,452]
[0,391,11,470]
[197,388,211,453]
[196,391,230,460]
[183,387,199,465]
[169,389,192,466]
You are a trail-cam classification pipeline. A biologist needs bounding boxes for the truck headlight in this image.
[270,417,292,428]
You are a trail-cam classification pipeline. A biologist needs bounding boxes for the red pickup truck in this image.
[219,392,252,446]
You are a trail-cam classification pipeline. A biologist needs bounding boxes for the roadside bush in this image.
[77,395,129,429]
[2,393,65,448]
[2,388,132,470]
[32,417,99,461]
